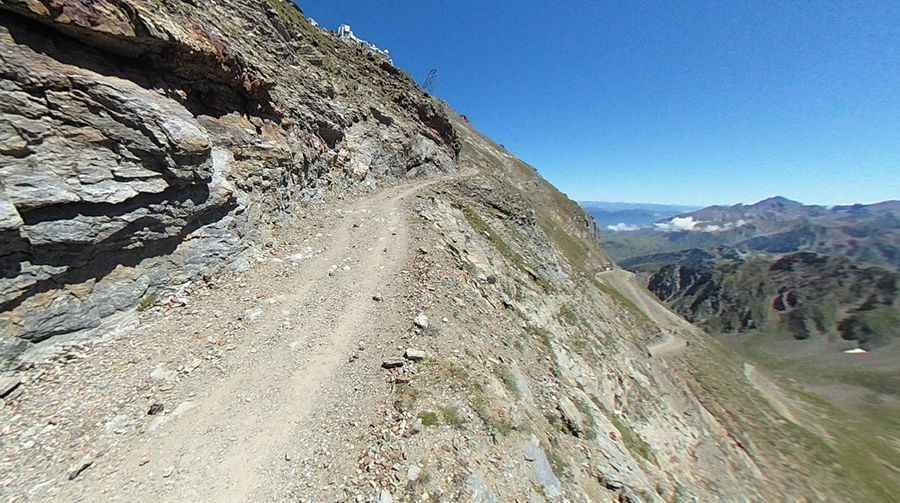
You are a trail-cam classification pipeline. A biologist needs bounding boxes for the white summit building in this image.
[336,24,392,63]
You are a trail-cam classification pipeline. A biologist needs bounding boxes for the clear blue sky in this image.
[300,1,900,206]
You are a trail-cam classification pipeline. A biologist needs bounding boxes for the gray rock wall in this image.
[0,0,459,368]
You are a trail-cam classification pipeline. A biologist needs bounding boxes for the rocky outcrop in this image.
[0,0,459,368]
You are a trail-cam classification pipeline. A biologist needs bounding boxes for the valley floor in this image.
[721,332,900,500]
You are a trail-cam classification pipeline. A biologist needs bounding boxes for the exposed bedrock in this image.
[0,0,460,367]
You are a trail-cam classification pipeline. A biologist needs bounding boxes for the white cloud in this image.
[654,216,700,231]
[606,223,640,232]
[654,216,749,233]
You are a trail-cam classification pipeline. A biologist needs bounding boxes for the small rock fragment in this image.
[414,314,429,329]
[241,307,264,323]
[558,396,585,437]
[404,349,428,362]
[68,455,94,480]
[407,465,421,482]
[0,376,21,398]
[104,415,130,434]
[381,358,405,369]
[601,475,624,490]
[372,294,383,302]
[147,403,165,416]
[150,365,175,382]
[379,489,394,503]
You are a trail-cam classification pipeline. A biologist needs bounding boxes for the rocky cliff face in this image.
[0,0,458,368]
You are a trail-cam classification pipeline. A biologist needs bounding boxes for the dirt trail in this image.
[596,269,690,356]
[646,332,687,357]
[742,363,800,424]
[38,178,442,502]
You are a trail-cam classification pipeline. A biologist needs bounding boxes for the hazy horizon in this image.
[580,195,899,209]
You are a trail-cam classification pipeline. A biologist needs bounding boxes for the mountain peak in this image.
[751,196,804,208]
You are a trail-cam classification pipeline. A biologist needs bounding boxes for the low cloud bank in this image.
[654,217,748,232]
[654,216,699,231]
[606,223,640,232]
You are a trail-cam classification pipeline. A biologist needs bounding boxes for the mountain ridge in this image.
[604,195,900,270]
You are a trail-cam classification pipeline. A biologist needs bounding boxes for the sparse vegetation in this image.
[557,303,582,328]
[461,206,554,291]
[682,338,872,501]
[568,335,591,356]
[423,359,468,384]
[264,0,306,27]
[421,68,438,94]
[537,216,592,275]
[573,398,598,440]
[591,278,651,324]
[497,366,521,400]
[556,304,599,355]
[528,326,563,379]
[395,385,420,413]
[593,400,657,466]
[419,411,440,427]
[546,437,572,480]
[439,405,465,429]
[137,294,157,312]
[721,328,900,501]
[545,412,563,432]
[470,385,516,438]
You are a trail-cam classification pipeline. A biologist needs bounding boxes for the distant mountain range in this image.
[603,196,900,269]
[604,196,900,348]
[664,196,900,235]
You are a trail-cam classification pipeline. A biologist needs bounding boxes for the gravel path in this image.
[596,269,690,357]
[1,177,446,502]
